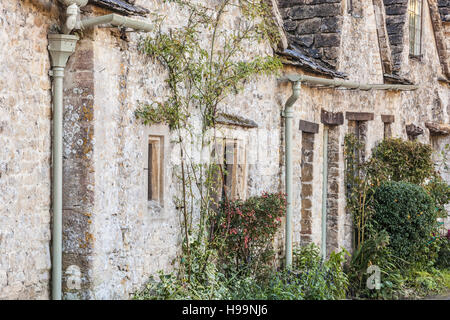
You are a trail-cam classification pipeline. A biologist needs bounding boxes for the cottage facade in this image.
[0,0,448,299]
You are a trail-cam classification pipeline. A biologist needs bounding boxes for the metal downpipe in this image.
[284,81,301,268]
[52,66,64,300]
[48,34,79,300]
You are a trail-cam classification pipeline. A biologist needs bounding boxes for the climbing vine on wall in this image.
[344,133,375,253]
[135,0,282,278]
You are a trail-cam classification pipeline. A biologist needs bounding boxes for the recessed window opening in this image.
[408,0,422,56]
[146,135,164,205]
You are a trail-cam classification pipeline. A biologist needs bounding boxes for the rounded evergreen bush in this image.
[372,181,438,267]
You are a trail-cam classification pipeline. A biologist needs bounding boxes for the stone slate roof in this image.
[216,113,259,128]
[277,46,346,78]
[278,0,343,72]
[383,0,409,72]
[89,0,149,15]
[383,73,414,84]
[438,0,450,21]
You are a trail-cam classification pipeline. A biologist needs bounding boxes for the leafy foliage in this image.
[405,268,448,297]
[368,138,435,185]
[133,243,348,300]
[425,176,450,218]
[344,136,450,299]
[372,181,438,267]
[213,192,286,273]
[291,244,348,299]
[344,134,375,253]
[435,231,450,269]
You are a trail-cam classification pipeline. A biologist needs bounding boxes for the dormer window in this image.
[408,0,423,56]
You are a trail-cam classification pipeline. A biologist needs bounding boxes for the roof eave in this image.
[89,0,149,16]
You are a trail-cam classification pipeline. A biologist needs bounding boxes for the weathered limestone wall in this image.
[0,0,61,299]
[63,36,96,300]
[299,130,315,244]
[431,134,450,230]
[0,0,448,300]
[444,22,450,67]
[277,0,449,254]
[89,22,192,299]
[398,0,449,140]
[59,2,283,299]
[325,125,343,255]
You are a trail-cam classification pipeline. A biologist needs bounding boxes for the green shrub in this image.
[231,244,348,300]
[425,177,450,218]
[344,137,450,299]
[405,268,447,297]
[226,244,348,300]
[372,181,438,267]
[213,192,286,273]
[291,244,348,300]
[368,138,434,185]
[345,231,392,293]
[134,243,348,300]
[435,233,450,269]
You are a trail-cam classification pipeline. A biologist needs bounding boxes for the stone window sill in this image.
[409,54,423,61]
[148,200,164,214]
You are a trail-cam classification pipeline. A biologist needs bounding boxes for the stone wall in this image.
[0,0,61,299]
[300,129,316,244]
[438,0,450,21]
[0,0,448,300]
[431,134,450,230]
[278,0,449,255]
[59,2,283,299]
[325,125,342,255]
[62,36,96,299]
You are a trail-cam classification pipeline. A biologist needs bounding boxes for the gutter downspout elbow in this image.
[62,3,80,34]
[283,81,301,269]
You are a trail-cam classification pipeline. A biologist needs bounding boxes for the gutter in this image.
[80,13,153,32]
[49,1,152,300]
[281,74,419,91]
[280,73,418,266]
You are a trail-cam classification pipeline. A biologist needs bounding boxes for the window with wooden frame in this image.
[210,138,247,206]
[408,0,423,56]
[146,135,164,205]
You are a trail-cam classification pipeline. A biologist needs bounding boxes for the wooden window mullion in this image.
[147,136,164,205]
[148,143,153,201]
